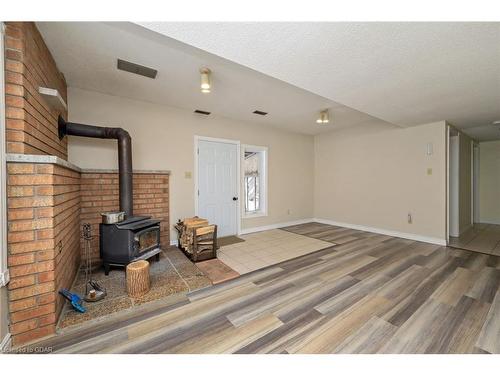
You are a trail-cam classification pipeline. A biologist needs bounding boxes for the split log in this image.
[126,260,150,297]
[176,217,209,253]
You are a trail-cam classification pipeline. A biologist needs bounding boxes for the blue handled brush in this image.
[59,289,86,313]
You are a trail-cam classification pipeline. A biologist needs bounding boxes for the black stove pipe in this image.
[58,115,133,217]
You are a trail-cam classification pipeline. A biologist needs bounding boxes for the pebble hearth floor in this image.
[58,247,212,330]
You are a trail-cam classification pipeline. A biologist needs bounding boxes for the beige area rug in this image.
[57,247,212,330]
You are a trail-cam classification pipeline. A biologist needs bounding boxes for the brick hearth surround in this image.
[4,23,68,157]
[4,21,75,346]
[80,171,170,263]
[4,22,170,346]
[7,161,81,345]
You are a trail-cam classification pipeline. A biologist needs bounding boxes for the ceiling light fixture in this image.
[316,109,330,124]
[200,68,211,93]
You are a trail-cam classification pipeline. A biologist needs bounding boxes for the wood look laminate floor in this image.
[33,223,500,354]
[449,223,500,256]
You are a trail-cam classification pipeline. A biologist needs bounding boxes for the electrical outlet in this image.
[184,171,192,179]
[427,168,432,175]
[408,213,413,224]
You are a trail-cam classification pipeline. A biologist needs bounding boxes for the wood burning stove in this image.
[58,115,163,275]
[99,216,162,275]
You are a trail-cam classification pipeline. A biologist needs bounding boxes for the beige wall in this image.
[458,132,472,233]
[67,88,315,240]
[314,121,447,242]
[479,140,500,224]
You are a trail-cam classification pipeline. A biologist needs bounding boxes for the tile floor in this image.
[449,223,500,255]
[217,229,332,274]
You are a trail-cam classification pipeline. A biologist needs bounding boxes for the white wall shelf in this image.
[38,86,67,112]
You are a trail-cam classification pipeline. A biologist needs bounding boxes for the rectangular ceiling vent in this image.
[194,110,211,115]
[253,110,268,116]
[117,59,158,79]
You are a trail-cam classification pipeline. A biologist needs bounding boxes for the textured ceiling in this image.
[139,22,500,140]
[36,22,394,136]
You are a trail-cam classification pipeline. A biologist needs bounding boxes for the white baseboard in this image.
[238,218,315,235]
[168,218,314,245]
[313,218,447,246]
[170,217,447,246]
[479,219,500,225]
[0,333,11,353]
[168,218,314,244]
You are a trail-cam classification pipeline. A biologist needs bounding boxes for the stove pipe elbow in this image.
[58,115,134,217]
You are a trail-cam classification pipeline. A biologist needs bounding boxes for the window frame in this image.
[241,144,268,219]
[244,174,260,213]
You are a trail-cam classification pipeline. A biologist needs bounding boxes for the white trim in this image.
[0,333,11,353]
[446,124,450,243]
[241,144,268,219]
[174,216,447,245]
[472,143,480,224]
[470,140,474,225]
[313,218,447,246]
[480,219,500,225]
[239,218,314,235]
[0,270,9,288]
[449,133,460,238]
[194,135,241,236]
[0,22,9,287]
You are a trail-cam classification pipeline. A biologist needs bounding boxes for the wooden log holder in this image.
[175,217,218,262]
[126,260,150,297]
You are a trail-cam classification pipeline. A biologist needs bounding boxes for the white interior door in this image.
[197,139,239,237]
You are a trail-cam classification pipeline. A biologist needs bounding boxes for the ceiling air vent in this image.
[194,110,211,115]
[117,59,158,79]
[253,110,268,116]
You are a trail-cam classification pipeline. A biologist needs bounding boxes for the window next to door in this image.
[242,145,268,218]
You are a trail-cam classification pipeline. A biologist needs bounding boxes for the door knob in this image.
[232,197,238,201]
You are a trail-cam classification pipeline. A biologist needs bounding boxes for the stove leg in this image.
[104,263,110,276]
[155,253,160,262]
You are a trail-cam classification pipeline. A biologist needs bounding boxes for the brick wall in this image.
[6,162,80,346]
[3,22,171,347]
[4,22,68,158]
[80,171,170,262]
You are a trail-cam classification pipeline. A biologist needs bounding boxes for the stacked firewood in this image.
[175,217,218,262]
[175,217,209,253]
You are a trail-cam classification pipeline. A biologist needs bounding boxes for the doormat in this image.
[196,259,240,284]
[218,235,245,248]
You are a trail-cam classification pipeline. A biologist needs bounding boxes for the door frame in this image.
[472,142,480,224]
[448,132,460,239]
[194,135,241,236]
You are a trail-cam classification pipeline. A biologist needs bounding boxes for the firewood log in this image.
[126,260,150,297]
